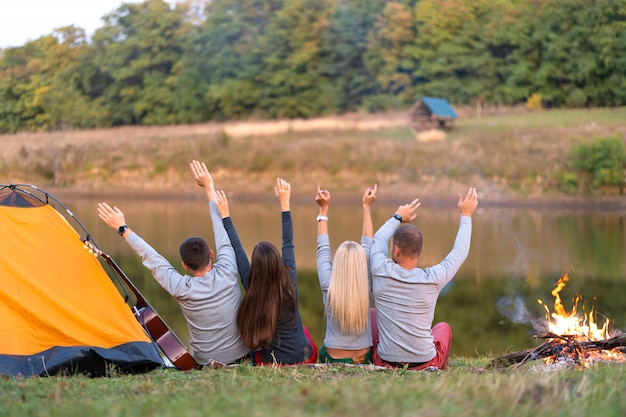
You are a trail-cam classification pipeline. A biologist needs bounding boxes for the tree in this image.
[363,0,417,110]
[191,0,283,119]
[321,0,386,113]
[0,28,91,132]
[507,0,626,108]
[254,0,335,118]
[411,0,522,105]
[91,0,190,125]
[41,26,111,129]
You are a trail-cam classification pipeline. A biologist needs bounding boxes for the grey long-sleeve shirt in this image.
[316,234,373,350]
[125,201,248,365]
[370,215,472,363]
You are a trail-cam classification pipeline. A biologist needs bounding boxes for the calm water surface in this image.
[64,196,626,358]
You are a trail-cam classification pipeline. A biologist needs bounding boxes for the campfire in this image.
[491,274,626,368]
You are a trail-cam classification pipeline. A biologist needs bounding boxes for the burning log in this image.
[490,274,626,368]
[489,333,626,368]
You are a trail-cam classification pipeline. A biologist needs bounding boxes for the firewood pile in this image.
[490,274,626,369]
[490,332,626,368]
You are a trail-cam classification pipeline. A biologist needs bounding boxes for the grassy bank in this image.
[2,108,626,203]
[2,359,625,417]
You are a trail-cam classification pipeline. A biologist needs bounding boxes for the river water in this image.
[62,196,626,359]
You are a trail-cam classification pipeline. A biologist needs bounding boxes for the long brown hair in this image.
[236,241,296,350]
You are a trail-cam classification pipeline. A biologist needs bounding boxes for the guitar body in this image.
[82,238,198,371]
[136,304,199,370]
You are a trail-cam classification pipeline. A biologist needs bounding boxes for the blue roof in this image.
[420,97,458,119]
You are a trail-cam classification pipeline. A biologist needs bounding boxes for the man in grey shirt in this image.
[370,187,478,370]
[97,160,248,366]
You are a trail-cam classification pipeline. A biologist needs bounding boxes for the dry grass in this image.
[416,129,446,143]
[1,108,626,203]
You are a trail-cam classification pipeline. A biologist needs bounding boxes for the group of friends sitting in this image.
[97,160,478,370]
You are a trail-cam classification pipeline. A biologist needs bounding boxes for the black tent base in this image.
[0,342,164,377]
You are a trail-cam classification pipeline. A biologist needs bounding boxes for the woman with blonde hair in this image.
[315,184,377,364]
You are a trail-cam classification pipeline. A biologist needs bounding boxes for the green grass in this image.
[2,359,625,417]
[457,107,626,130]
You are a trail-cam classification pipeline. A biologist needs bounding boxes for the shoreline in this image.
[31,185,626,211]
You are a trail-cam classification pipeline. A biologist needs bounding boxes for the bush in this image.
[568,136,626,193]
[526,94,543,111]
[555,171,579,195]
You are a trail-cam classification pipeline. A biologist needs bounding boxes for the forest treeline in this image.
[1,0,625,134]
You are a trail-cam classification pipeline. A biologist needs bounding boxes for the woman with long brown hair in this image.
[215,178,316,365]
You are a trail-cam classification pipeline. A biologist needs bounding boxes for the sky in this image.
[0,1,150,49]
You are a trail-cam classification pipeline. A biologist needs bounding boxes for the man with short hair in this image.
[97,160,248,366]
[369,187,479,370]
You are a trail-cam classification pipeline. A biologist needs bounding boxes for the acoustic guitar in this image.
[82,238,199,371]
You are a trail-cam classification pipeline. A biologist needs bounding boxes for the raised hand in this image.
[458,187,478,217]
[315,186,330,212]
[275,177,291,212]
[395,198,421,223]
[363,184,377,208]
[97,202,127,230]
[215,189,230,219]
[190,160,216,200]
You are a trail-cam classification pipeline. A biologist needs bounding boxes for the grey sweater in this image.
[316,234,373,350]
[125,201,248,365]
[370,215,472,363]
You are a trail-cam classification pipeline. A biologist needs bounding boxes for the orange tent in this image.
[0,184,163,376]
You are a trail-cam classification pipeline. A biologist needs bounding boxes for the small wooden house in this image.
[409,97,458,132]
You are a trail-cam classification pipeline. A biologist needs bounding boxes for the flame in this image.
[537,274,610,341]
[536,273,624,367]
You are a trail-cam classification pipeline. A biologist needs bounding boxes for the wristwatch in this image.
[392,213,402,223]
[316,215,329,222]
[118,224,129,236]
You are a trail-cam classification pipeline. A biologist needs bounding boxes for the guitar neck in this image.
[102,254,149,309]
[82,238,148,308]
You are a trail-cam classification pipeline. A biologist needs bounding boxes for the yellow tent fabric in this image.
[0,191,163,376]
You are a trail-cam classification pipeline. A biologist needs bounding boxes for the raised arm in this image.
[362,184,377,238]
[276,178,296,275]
[315,186,332,292]
[361,184,377,287]
[189,161,237,277]
[315,185,330,237]
[275,177,291,213]
[215,189,251,289]
[427,187,478,286]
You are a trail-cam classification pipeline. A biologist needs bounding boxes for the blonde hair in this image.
[327,241,370,335]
